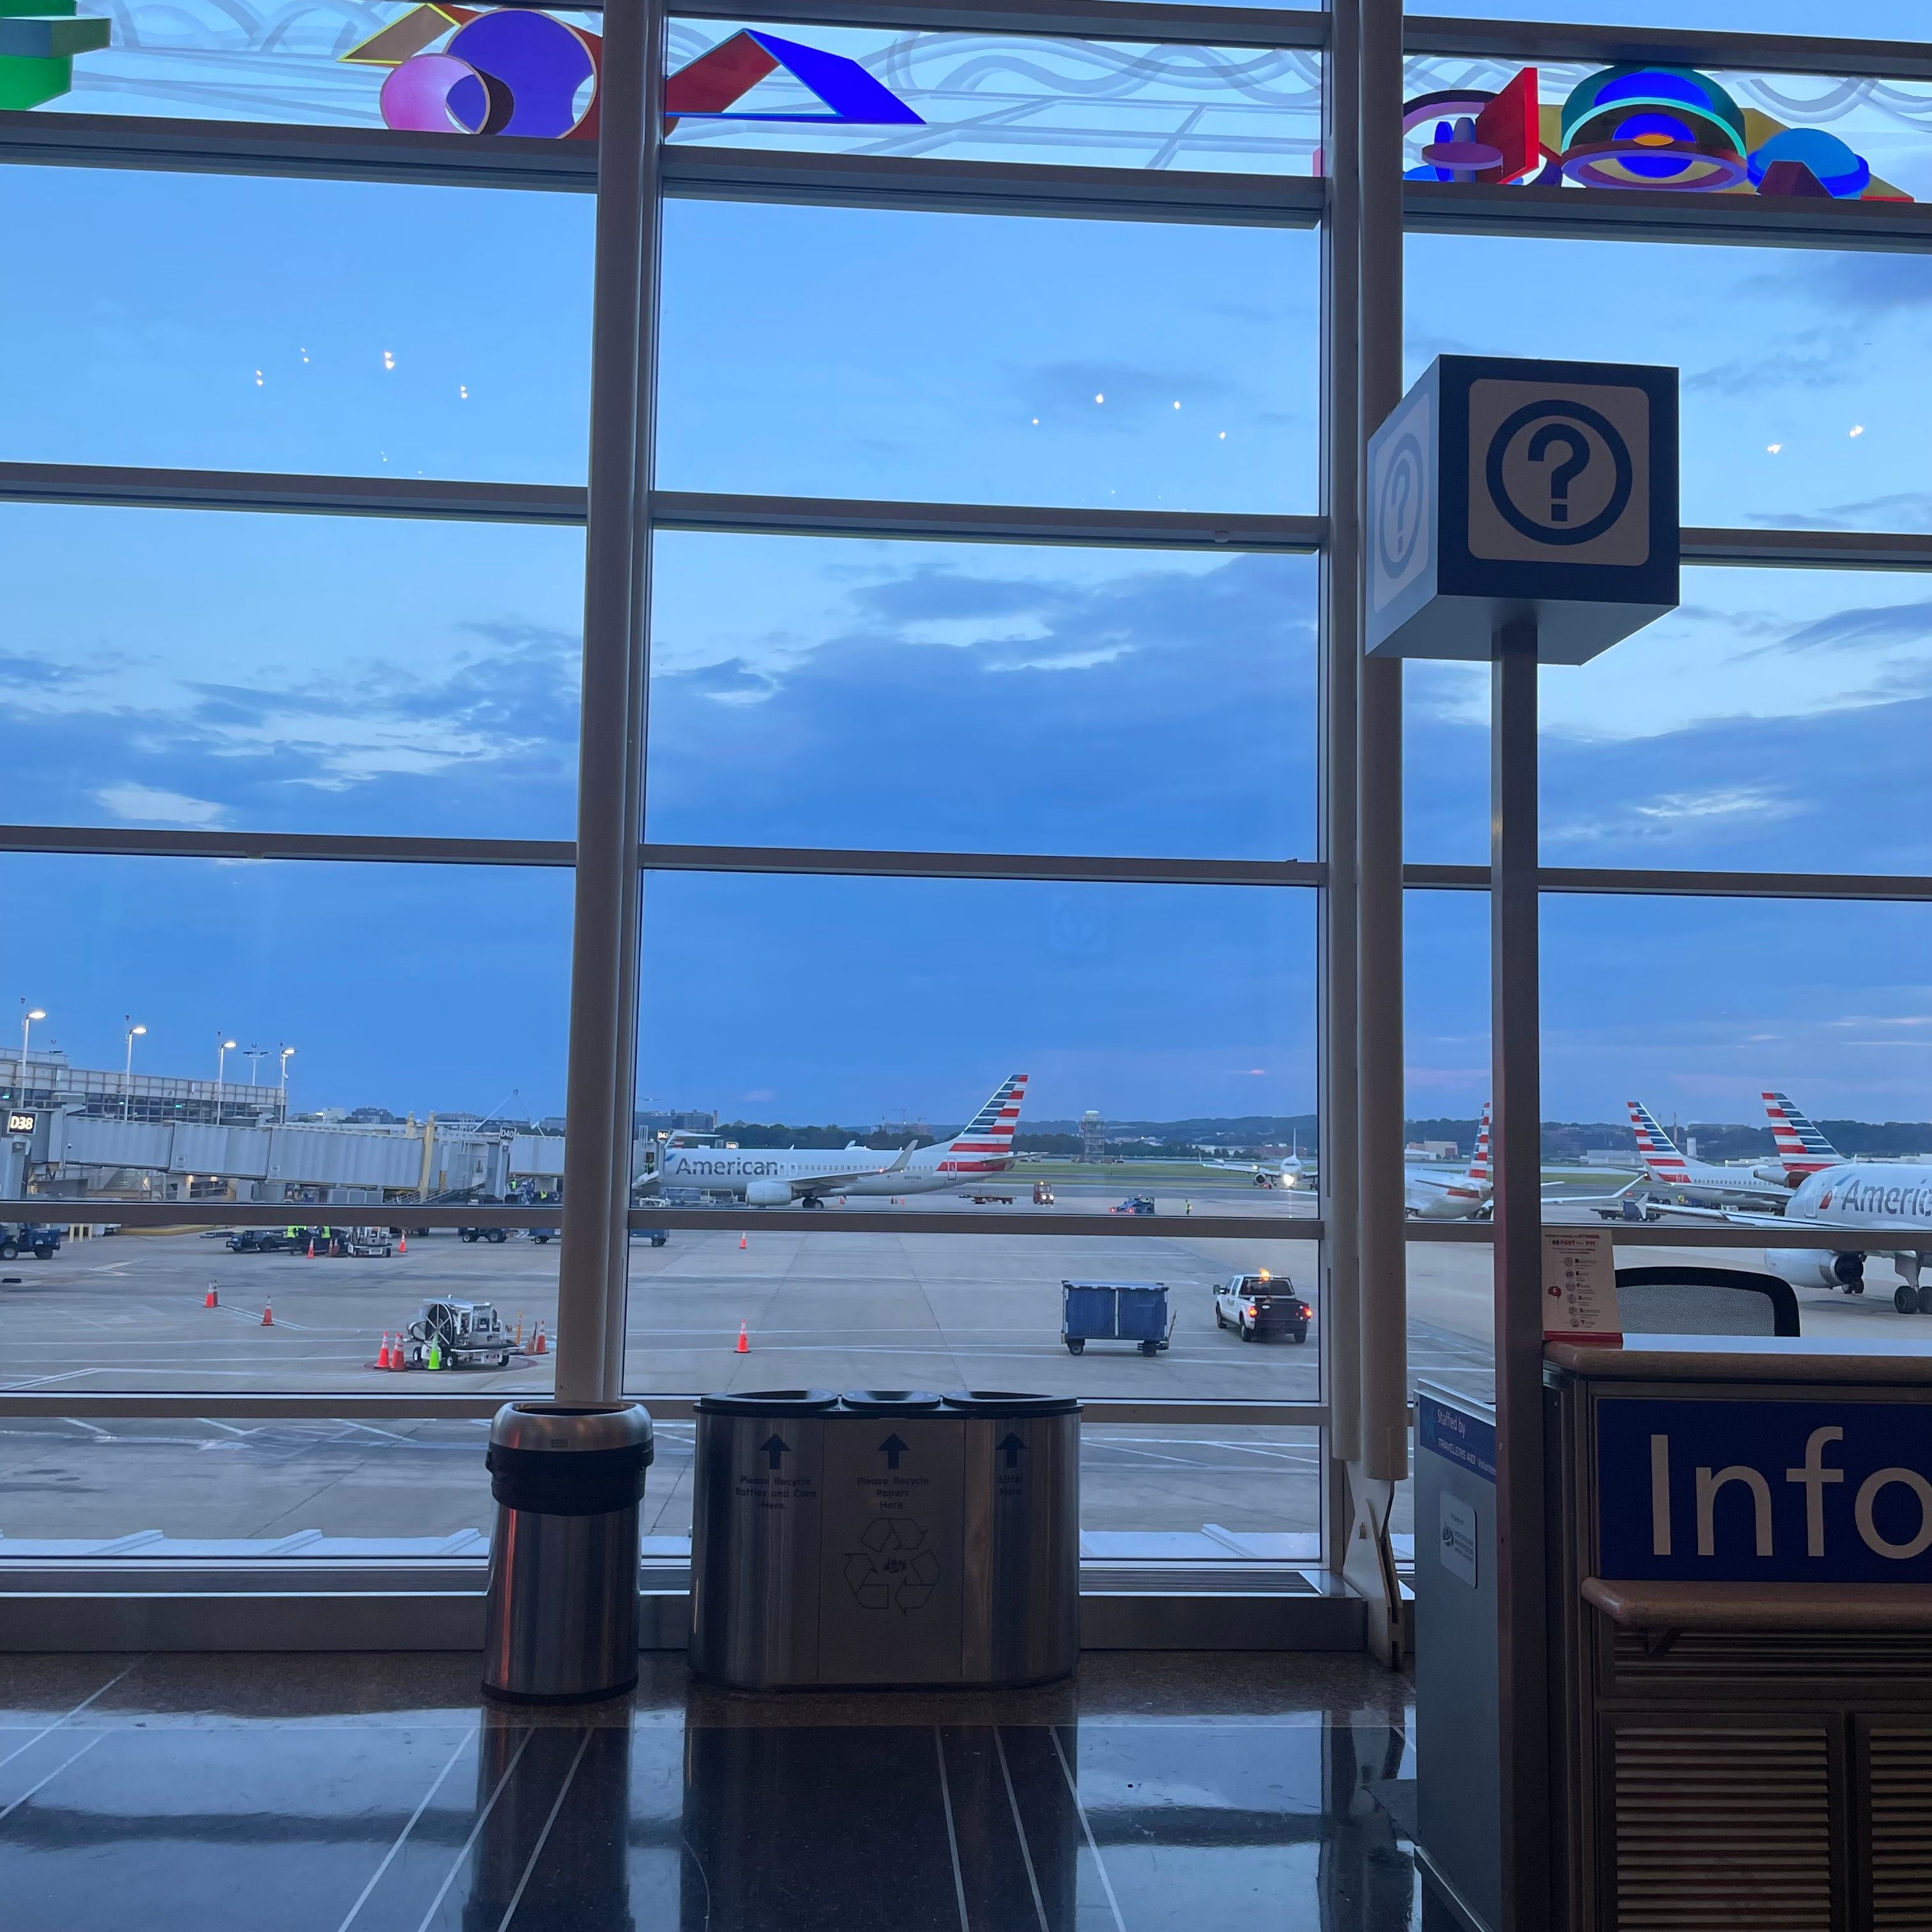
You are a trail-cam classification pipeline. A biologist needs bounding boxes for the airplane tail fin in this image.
[940,1073,1028,1174]
[1761,1091,1841,1170]
[1466,1101,1492,1185]
[1627,1100,1690,1179]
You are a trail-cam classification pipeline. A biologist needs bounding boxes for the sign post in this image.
[1368,355,1678,1932]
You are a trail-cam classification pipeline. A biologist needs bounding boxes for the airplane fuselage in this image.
[659,1146,1011,1200]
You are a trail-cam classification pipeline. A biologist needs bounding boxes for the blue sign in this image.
[1419,1396,1496,1485]
[1365,355,1679,666]
[1598,1396,1932,1583]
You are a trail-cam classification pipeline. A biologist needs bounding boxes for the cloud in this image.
[1685,341,1853,397]
[1751,492,1932,534]
[1547,785,1799,848]
[93,783,229,827]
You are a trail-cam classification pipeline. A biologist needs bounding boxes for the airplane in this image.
[1753,1091,1844,1188]
[1647,1160,1932,1315]
[1406,1105,1493,1220]
[1206,1132,1314,1190]
[1402,1103,1644,1222]
[654,1074,1028,1207]
[1623,1101,1791,1208]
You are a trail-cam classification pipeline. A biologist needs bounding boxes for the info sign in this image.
[1366,355,1679,664]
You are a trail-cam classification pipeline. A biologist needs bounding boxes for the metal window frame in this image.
[5,0,1932,1603]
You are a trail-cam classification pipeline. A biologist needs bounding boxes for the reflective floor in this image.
[0,1651,1419,1930]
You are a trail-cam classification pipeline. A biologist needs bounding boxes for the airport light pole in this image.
[217,1037,236,1124]
[278,1045,295,1120]
[123,1020,146,1121]
[16,1004,44,1108]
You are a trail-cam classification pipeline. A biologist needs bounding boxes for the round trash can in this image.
[482,1400,654,1703]
[947,1390,1080,1687]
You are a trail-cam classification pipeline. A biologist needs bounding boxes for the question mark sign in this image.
[1390,461,1413,542]
[1527,422,1590,525]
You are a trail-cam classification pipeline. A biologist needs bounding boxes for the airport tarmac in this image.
[0,1177,1921,1554]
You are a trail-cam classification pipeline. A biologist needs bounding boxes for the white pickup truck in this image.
[1213,1271,1311,1344]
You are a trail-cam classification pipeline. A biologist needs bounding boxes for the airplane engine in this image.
[1767,1247,1864,1292]
[744,1180,792,1207]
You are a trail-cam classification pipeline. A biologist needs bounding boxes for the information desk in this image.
[1421,1337,1932,1932]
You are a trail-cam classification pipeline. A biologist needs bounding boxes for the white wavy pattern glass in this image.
[34,0,1322,174]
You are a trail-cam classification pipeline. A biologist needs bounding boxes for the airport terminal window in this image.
[0,855,569,1399]
[0,506,586,840]
[19,0,1932,1591]
[1405,565,1932,875]
[0,167,594,482]
[1406,234,1932,534]
[645,534,1318,860]
[657,201,1321,514]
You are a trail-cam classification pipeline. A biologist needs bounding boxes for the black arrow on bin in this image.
[998,1433,1025,1469]
[760,1434,790,1470]
[879,1434,909,1469]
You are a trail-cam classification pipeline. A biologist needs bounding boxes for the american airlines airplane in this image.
[655,1074,1028,1207]
[1625,1101,1789,1208]
[1646,1089,1932,1314]
[1752,1090,1844,1188]
[1406,1106,1492,1220]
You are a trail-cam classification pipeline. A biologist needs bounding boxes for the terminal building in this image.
[2,6,1928,1932]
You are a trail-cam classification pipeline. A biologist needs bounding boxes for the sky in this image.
[5,28,1932,1128]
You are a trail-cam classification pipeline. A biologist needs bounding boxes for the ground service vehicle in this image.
[226,1229,302,1254]
[0,1223,61,1261]
[1109,1194,1157,1215]
[632,1227,669,1246]
[459,1226,509,1245]
[346,1228,394,1257]
[1213,1272,1311,1344]
[1033,1181,1055,1205]
[402,1300,513,1369]
[1062,1278,1174,1356]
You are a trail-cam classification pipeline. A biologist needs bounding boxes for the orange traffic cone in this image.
[532,1322,547,1356]
[204,1285,218,1309]
[307,1236,315,1259]
[377,1333,392,1370]
[261,1302,274,1327]
[735,1321,749,1354]
[739,1232,747,1250]
[398,1234,408,1255]
[392,1336,408,1372]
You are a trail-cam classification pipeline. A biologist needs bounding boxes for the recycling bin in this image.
[689,1388,1080,1689]
[689,1388,839,1689]
[482,1400,654,1703]
[950,1390,1080,1686]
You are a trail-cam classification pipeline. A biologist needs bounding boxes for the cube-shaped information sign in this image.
[1366,356,1678,664]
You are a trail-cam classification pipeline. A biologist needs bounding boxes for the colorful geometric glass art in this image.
[1401,61,1906,206]
[0,0,111,112]
[1747,127,1872,199]
[346,11,920,142]
[1558,65,1750,190]
[662,28,923,128]
[351,6,602,140]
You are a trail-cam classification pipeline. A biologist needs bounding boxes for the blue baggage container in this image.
[1061,1280,1171,1356]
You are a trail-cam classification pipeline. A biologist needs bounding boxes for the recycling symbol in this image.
[844,1516,940,1613]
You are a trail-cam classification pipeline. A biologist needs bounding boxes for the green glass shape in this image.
[0,18,108,55]
[0,53,71,110]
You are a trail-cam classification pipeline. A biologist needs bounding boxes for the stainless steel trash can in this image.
[948,1390,1080,1686]
[689,1389,838,1689]
[482,1400,654,1703]
[689,1386,1078,1689]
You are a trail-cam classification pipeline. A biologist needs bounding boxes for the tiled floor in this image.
[0,1652,1420,1930]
